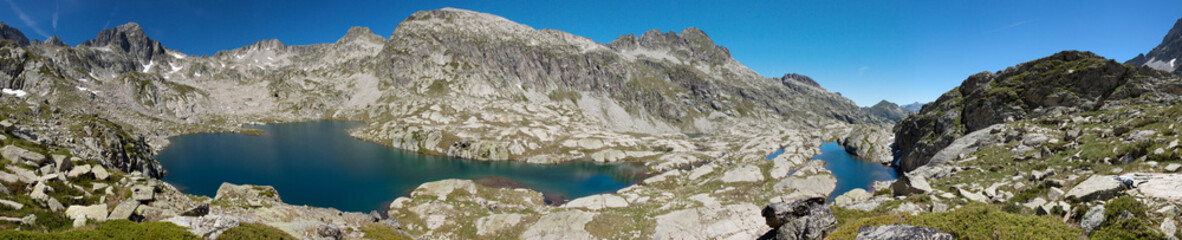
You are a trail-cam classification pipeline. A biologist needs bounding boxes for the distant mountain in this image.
[1128,18,1182,76]
[894,51,1182,172]
[900,102,925,113]
[864,100,911,122]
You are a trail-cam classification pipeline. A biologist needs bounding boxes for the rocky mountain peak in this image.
[81,22,167,62]
[337,26,384,44]
[0,22,30,46]
[38,36,68,47]
[1127,18,1182,76]
[605,27,733,65]
[779,73,821,88]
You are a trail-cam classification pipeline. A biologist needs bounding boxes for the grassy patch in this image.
[359,223,413,240]
[0,220,199,239]
[831,203,1081,240]
[216,222,295,240]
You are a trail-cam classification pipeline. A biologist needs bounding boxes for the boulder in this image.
[181,203,210,217]
[132,185,155,202]
[774,174,837,200]
[855,224,953,240]
[0,199,23,209]
[1136,174,1182,202]
[66,164,92,178]
[891,174,932,197]
[761,197,836,240]
[1166,163,1182,173]
[520,210,595,240]
[91,165,110,180]
[315,225,343,239]
[721,165,764,183]
[958,188,988,202]
[107,200,140,221]
[1081,205,1105,233]
[1047,187,1065,201]
[563,194,628,210]
[1,145,46,165]
[65,204,108,222]
[214,182,282,203]
[1065,175,1123,202]
[834,188,872,206]
[46,198,63,212]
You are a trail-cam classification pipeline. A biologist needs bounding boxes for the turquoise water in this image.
[811,142,898,201]
[156,121,639,212]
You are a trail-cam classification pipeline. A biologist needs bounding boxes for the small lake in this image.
[803,142,898,201]
[156,121,640,212]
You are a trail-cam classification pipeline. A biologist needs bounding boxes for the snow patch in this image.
[78,78,89,82]
[75,86,100,94]
[142,60,155,73]
[1,88,28,97]
[170,64,183,74]
[169,52,187,59]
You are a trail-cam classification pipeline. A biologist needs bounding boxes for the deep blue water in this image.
[812,142,898,201]
[156,121,639,212]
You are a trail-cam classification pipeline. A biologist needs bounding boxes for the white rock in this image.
[521,210,595,240]
[563,194,628,210]
[65,204,109,222]
[720,165,763,183]
[1065,175,1122,202]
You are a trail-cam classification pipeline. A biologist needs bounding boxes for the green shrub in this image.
[360,223,414,240]
[0,220,200,239]
[216,222,295,240]
[1091,218,1168,240]
[830,203,1081,240]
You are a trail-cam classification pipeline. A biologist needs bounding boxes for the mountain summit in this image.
[80,22,168,62]
[0,22,30,46]
[1128,18,1182,76]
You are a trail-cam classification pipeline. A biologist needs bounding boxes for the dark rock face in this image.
[865,100,911,122]
[0,22,30,46]
[760,197,837,240]
[1127,18,1182,76]
[779,73,821,88]
[80,23,167,63]
[855,224,953,240]
[893,51,1182,172]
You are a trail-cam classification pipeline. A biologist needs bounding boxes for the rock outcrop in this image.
[839,124,894,164]
[1128,18,1182,76]
[761,197,836,240]
[855,224,953,240]
[894,51,1182,172]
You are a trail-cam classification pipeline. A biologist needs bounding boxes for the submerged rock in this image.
[761,197,836,240]
[855,224,953,240]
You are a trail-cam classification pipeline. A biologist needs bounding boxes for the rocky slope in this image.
[1128,18,1182,76]
[0,7,887,239]
[894,50,1182,172]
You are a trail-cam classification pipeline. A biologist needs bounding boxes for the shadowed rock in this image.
[760,197,836,240]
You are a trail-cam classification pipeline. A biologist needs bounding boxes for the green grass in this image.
[832,203,1082,240]
[359,223,414,240]
[0,220,200,240]
[216,222,295,240]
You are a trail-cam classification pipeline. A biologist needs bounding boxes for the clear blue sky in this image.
[3,0,1181,106]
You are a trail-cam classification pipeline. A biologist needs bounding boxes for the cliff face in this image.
[894,51,1182,172]
[1128,18,1182,76]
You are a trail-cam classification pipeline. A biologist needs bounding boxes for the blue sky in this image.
[3,0,1181,106]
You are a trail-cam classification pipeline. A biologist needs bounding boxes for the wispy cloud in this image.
[3,0,50,38]
[985,20,1034,34]
[52,0,59,31]
[858,66,869,76]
